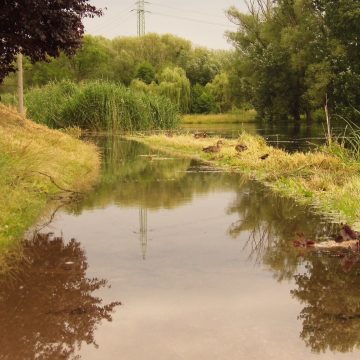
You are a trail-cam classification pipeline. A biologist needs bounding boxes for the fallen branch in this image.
[31,171,83,195]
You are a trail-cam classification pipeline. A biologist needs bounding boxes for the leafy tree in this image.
[190,83,218,114]
[226,0,360,121]
[73,35,115,81]
[25,53,76,86]
[157,67,191,113]
[135,62,156,84]
[179,47,221,85]
[0,0,102,83]
[206,72,232,113]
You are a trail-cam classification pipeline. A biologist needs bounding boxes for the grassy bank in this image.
[2,80,180,132]
[130,133,360,229]
[0,104,100,256]
[182,110,257,124]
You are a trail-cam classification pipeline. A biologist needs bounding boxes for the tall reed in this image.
[24,80,180,131]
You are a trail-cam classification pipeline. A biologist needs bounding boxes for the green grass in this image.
[14,80,180,131]
[129,133,360,230]
[0,104,100,270]
[182,110,257,124]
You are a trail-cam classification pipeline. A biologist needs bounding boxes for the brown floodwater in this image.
[0,137,359,360]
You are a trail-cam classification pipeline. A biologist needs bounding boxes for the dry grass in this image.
[0,104,100,259]
[130,133,360,229]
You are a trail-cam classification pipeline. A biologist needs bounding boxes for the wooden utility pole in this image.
[324,93,332,145]
[17,53,25,116]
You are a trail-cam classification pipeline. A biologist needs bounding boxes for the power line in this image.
[150,12,236,29]
[151,1,227,21]
[88,4,134,33]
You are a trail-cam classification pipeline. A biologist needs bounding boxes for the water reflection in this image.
[79,136,359,356]
[73,137,240,211]
[227,183,360,353]
[226,182,336,280]
[183,117,346,152]
[7,136,358,358]
[293,254,360,353]
[0,233,120,360]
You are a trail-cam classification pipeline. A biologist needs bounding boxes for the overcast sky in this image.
[84,1,248,49]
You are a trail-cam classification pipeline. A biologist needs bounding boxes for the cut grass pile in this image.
[0,104,100,263]
[130,133,360,229]
[182,110,257,124]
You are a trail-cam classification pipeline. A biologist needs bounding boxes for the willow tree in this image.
[156,67,191,113]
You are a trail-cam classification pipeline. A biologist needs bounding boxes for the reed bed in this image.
[23,81,180,131]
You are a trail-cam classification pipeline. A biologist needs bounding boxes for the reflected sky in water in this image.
[0,137,359,360]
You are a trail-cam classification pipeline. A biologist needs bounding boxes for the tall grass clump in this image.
[25,80,77,127]
[0,92,18,109]
[25,80,180,131]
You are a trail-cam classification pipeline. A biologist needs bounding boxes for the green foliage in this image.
[206,72,232,113]
[25,80,78,128]
[190,84,218,114]
[25,81,180,131]
[0,33,234,115]
[226,0,360,122]
[157,67,191,113]
[178,47,221,85]
[130,67,191,114]
[135,62,156,84]
[73,36,116,81]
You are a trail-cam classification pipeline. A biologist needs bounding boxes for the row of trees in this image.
[226,0,360,121]
[1,1,358,120]
[1,33,236,114]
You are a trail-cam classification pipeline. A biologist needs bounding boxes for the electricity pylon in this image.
[139,207,148,260]
[134,0,148,37]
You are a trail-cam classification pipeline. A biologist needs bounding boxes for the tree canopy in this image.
[0,0,102,82]
[226,0,360,121]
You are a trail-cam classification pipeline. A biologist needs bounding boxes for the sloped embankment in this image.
[0,105,100,249]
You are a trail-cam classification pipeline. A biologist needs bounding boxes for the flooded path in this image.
[0,137,359,359]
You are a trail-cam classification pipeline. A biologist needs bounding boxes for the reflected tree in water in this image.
[226,181,360,354]
[292,253,360,353]
[0,233,121,360]
[226,181,335,280]
[69,137,242,211]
